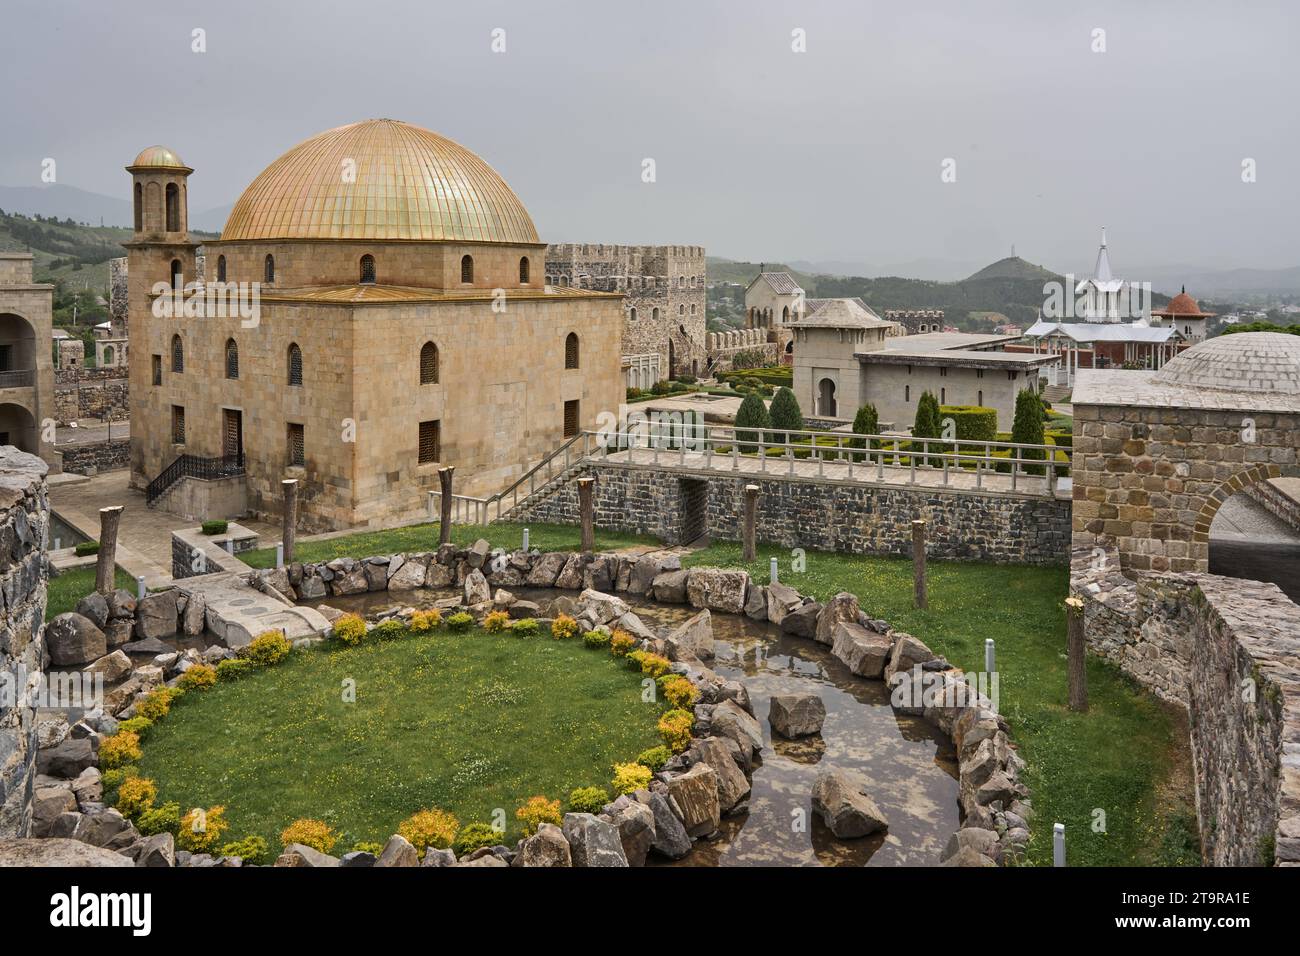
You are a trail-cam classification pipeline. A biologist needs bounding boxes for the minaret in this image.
[125,145,199,489]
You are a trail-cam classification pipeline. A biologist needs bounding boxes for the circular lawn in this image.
[135,626,664,849]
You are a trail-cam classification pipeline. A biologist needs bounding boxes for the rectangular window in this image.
[171,405,185,444]
[939,366,948,377]
[287,423,305,467]
[563,399,580,438]
[976,368,984,379]
[418,420,440,464]
[941,387,946,404]
[904,385,910,402]
[152,354,162,386]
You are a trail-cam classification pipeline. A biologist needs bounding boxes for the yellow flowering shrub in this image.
[177,805,228,853]
[638,652,672,679]
[398,808,459,853]
[99,730,142,769]
[114,776,157,819]
[610,631,637,656]
[279,817,337,853]
[550,614,578,640]
[116,716,152,737]
[409,608,442,632]
[611,762,653,795]
[243,629,291,665]
[658,708,695,753]
[333,613,367,645]
[134,687,172,722]
[177,663,217,691]
[483,610,511,633]
[516,795,562,836]
[661,675,700,709]
[220,836,270,865]
[636,745,671,772]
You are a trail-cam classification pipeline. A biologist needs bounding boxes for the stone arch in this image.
[1194,463,1298,546]
[0,312,37,387]
[0,402,37,453]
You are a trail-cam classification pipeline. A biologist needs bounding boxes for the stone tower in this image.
[125,146,199,486]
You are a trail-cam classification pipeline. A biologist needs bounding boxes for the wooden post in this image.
[438,466,455,546]
[742,484,759,562]
[281,478,298,564]
[577,477,595,554]
[1066,596,1088,712]
[912,518,928,610]
[95,505,123,595]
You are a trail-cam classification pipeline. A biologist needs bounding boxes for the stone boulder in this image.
[560,813,629,867]
[743,583,767,621]
[387,557,429,591]
[666,763,720,838]
[134,590,179,640]
[463,569,490,605]
[578,589,630,625]
[130,832,176,867]
[641,792,691,860]
[940,826,999,864]
[686,568,749,614]
[31,787,77,837]
[466,538,491,569]
[779,601,822,639]
[651,569,690,604]
[690,736,750,812]
[84,649,132,684]
[424,562,454,588]
[831,622,893,679]
[37,737,96,778]
[525,551,568,587]
[811,768,889,838]
[814,592,861,646]
[46,613,107,667]
[941,845,999,867]
[180,590,207,636]
[275,843,341,867]
[664,609,714,662]
[599,798,656,866]
[883,632,938,685]
[764,581,803,626]
[422,847,457,867]
[516,822,572,867]
[710,699,764,765]
[554,554,588,590]
[0,838,134,867]
[768,693,826,738]
[628,555,662,595]
[374,834,419,867]
[75,592,110,630]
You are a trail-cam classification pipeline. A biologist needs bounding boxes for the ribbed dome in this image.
[130,145,188,170]
[221,119,539,244]
[1152,332,1300,395]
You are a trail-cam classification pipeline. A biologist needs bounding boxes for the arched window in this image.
[170,259,182,289]
[519,257,530,283]
[678,304,685,316]
[565,332,579,369]
[133,183,142,232]
[652,307,660,321]
[288,343,303,386]
[359,254,376,284]
[782,306,790,323]
[420,342,439,385]
[216,255,226,282]
[225,338,239,379]
[165,183,179,232]
[460,255,473,283]
[171,334,184,373]
[264,254,275,283]
[103,345,115,365]
[629,307,637,321]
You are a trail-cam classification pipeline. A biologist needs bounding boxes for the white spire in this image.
[1093,226,1114,283]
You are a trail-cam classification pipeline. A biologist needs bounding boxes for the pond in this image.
[306,586,961,866]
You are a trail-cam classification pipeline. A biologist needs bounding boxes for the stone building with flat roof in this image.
[0,252,58,465]
[128,120,624,531]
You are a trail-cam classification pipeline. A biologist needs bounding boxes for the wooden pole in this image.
[912,518,928,610]
[742,484,759,562]
[95,505,123,595]
[577,477,595,554]
[1066,596,1088,712]
[438,466,455,546]
[281,478,298,564]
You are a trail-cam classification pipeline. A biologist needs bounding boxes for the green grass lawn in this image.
[241,521,663,569]
[681,541,1198,867]
[46,566,135,620]
[135,626,664,850]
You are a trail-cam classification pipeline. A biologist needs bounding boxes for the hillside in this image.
[705,257,817,289]
[0,209,134,291]
[965,256,1059,282]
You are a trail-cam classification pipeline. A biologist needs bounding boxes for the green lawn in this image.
[135,626,664,850]
[46,566,135,620]
[680,540,1197,866]
[241,521,663,569]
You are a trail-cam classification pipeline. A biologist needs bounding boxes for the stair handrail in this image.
[427,432,592,526]
[145,452,247,505]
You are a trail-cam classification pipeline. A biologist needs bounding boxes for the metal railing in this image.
[427,432,590,525]
[146,452,246,505]
[0,368,35,388]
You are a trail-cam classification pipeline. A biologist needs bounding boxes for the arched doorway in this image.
[817,377,837,417]
[1206,473,1300,602]
[0,313,36,387]
[0,402,37,453]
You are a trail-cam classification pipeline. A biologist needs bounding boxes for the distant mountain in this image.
[965,256,1059,283]
[788,257,986,282]
[705,257,817,288]
[1140,265,1300,299]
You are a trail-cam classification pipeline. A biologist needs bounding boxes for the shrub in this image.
[215,658,253,681]
[611,762,653,795]
[636,745,671,773]
[200,520,228,536]
[279,818,337,853]
[913,390,941,440]
[74,540,99,557]
[610,630,636,657]
[638,652,671,679]
[568,786,611,814]
[409,608,442,632]
[445,611,475,632]
[509,618,540,637]
[658,708,695,752]
[583,629,611,649]
[1011,388,1046,475]
[768,386,803,441]
[220,835,270,865]
[351,841,384,856]
[177,663,217,691]
[483,610,511,633]
[516,795,562,836]
[177,805,228,853]
[850,404,879,450]
[660,674,700,709]
[650,379,675,395]
[332,613,368,645]
[399,809,459,853]
[625,649,647,671]
[137,801,181,837]
[550,614,579,640]
[100,765,138,793]
[734,392,771,448]
[939,405,998,443]
[134,687,172,722]
[117,716,152,737]
[115,776,157,819]
[243,629,291,665]
[99,730,142,769]
[453,822,502,856]
[626,386,644,401]
[372,618,406,638]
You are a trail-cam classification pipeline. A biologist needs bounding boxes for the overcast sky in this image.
[2,0,1296,274]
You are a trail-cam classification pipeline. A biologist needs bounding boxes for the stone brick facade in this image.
[704,328,779,374]
[53,376,129,425]
[509,461,1071,564]
[0,449,49,838]
[545,244,707,386]
[57,438,130,475]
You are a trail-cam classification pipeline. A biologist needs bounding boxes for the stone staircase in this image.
[1042,384,1072,404]
[497,459,589,522]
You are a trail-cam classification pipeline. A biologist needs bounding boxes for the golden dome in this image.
[129,145,189,170]
[221,119,539,244]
